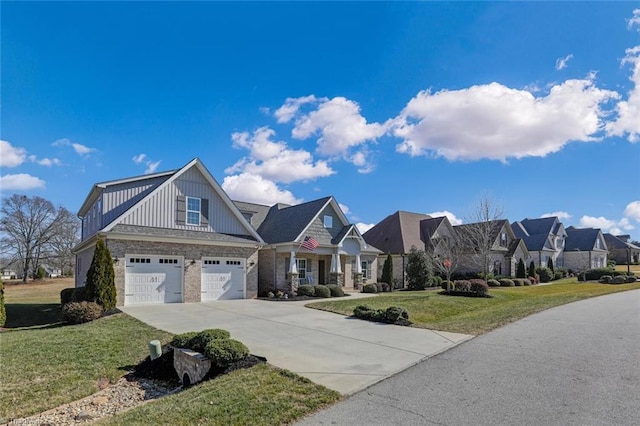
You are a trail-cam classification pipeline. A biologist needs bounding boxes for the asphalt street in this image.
[298,289,640,426]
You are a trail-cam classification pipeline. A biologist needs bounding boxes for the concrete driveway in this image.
[121,296,471,395]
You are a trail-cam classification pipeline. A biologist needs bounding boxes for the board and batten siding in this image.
[120,166,250,236]
[102,176,170,226]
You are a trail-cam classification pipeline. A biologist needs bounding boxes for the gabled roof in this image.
[521,234,553,252]
[363,211,432,254]
[506,238,528,258]
[257,196,342,244]
[233,200,273,229]
[96,158,264,243]
[519,217,559,236]
[604,233,640,250]
[565,227,606,252]
[420,217,446,247]
[454,219,510,244]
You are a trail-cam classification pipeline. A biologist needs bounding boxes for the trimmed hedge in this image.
[611,276,626,284]
[353,305,411,326]
[170,331,199,348]
[487,279,500,287]
[314,285,331,298]
[362,283,378,293]
[325,284,344,297]
[577,268,625,282]
[297,285,315,297]
[203,338,249,369]
[454,280,471,292]
[513,278,525,287]
[536,267,553,283]
[469,280,489,296]
[499,278,515,287]
[60,288,75,305]
[61,301,103,324]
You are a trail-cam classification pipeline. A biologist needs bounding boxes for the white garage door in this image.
[125,255,183,305]
[201,257,245,301]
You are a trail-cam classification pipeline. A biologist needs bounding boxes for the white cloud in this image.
[392,76,619,162]
[624,200,640,222]
[606,46,640,143]
[36,158,61,167]
[356,222,375,234]
[555,54,574,70]
[578,215,634,235]
[221,173,301,206]
[132,154,147,164]
[145,161,161,174]
[427,210,463,225]
[52,138,96,155]
[541,211,572,220]
[338,203,350,215]
[274,95,319,123]
[628,9,640,31]
[0,173,45,190]
[290,96,386,158]
[0,140,27,168]
[226,127,334,184]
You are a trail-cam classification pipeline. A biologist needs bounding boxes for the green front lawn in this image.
[308,278,640,335]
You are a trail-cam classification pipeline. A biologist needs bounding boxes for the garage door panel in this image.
[201,258,245,301]
[125,256,183,305]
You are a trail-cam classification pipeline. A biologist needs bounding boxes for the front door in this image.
[318,260,326,284]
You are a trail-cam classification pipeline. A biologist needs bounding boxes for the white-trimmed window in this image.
[361,260,371,279]
[500,232,508,247]
[186,197,201,225]
[323,215,333,228]
[297,258,307,279]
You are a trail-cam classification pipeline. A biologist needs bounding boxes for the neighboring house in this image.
[563,227,608,271]
[40,264,63,278]
[1,267,19,280]
[363,211,458,287]
[511,216,567,268]
[73,158,264,306]
[603,234,640,265]
[453,219,529,277]
[235,197,380,294]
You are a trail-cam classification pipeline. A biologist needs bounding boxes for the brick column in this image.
[353,272,363,290]
[288,272,299,294]
[329,272,344,287]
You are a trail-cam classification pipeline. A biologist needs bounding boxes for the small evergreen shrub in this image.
[384,306,409,323]
[325,284,344,297]
[513,278,525,286]
[297,285,315,297]
[190,329,232,352]
[378,282,390,292]
[84,239,116,311]
[60,288,75,305]
[314,285,331,298]
[626,275,637,283]
[499,278,515,287]
[611,276,626,284]
[203,338,249,369]
[440,280,453,290]
[35,266,46,280]
[362,283,378,293]
[487,279,500,287]
[0,280,6,327]
[598,275,612,284]
[432,276,443,287]
[381,254,393,288]
[536,267,553,283]
[454,280,471,292]
[516,259,527,279]
[61,301,103,324]
[170,331,199,348]
[578,268,621,281]
[523,278,532,286]
[528,261,536,279]
[353,305,373,318]
[353,305,411,325]
[528,276,538,285]
[469,280,489,296]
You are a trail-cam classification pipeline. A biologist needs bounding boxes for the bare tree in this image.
[430,237,463,291]
[0,194,77,282]
[456,194,505,279]
[44,208,80,276]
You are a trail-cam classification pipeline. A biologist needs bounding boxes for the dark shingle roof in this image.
[233,200,272,229]
[603,233,640,250]
[565,227,606,251]
[257,197,331,244]
[420,217,446,250]
[454,219,508,244]
[520,217,558,236]
[363,211,432,254]
[522,234,552,251]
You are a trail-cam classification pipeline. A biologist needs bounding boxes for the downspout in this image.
[273,246,277,292]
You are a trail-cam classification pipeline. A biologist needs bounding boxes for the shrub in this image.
[267,292,275,299]
[578,268,621,281]
[325,284,344,297]
[626,275,637,283]
[381,254,393,287]
[528,276,538,285]
[513,278,525,287]
[431,276,443,287]
[487,279,500,287]
[454,280,471,292]
[203,338,249,369]
[189,329,232,352]
[297,285,315,297]
[523,278,532,286]
[60,288,76,305]
[598,275,612,284]
[35,266,46,280]
[440,280,454,290]
[555,268,568,279]
[378,282,390,292]
[170,331,199,348]
[362,283,378,293]
[553,271,564,281]
[528,261,536,279]
[499,278,515,287]
[61,301,103,324]
[0,280,5,327]
[314,285,331,298]
[469,280,489,296]
[536,267,553,283]
[547,257,554,273]
[384,306,409,323]
[611,276,626,284]
[353,305,373,318]
[516,259,526,279]
[84,239,116,311]
[406,246,431,290]
[72,286,88,302]
[375,282,384,293]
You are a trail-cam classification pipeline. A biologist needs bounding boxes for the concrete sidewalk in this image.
[121,297,472,395]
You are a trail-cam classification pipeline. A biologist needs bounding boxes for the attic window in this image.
[187,197,201,225]
[500,232,508,247]
[323,215,333,228]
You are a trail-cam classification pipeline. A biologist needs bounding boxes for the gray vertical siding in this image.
[103,175,170,225]
[121,167,250,236]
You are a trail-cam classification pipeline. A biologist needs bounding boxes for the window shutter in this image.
[201,198,209,227]
[307,259,312,273]
[176,195,186,225]
[285,257,290,278]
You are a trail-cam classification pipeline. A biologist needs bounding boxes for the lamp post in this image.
[627,246,632,275]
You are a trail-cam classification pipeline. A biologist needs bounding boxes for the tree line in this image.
[0,194,80,283]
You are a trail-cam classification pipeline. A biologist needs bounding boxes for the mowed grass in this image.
[99,365,339,426]
[1,279,340,423]
[615,264,640,274]
[308,278,640,335]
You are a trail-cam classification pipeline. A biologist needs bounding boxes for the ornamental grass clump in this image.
[61,301,103,324]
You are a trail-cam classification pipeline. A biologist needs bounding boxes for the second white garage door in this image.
[201,257,246,301]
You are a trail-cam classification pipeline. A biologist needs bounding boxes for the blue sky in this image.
[2,2,640,240]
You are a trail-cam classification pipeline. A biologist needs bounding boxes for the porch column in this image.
[289,251,299,294]
[329,253,344,286]
[353,254,363,290]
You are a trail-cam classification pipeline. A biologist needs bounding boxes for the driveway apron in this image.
[121,299,471,395]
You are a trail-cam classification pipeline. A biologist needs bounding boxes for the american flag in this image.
[301,236,319,251]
